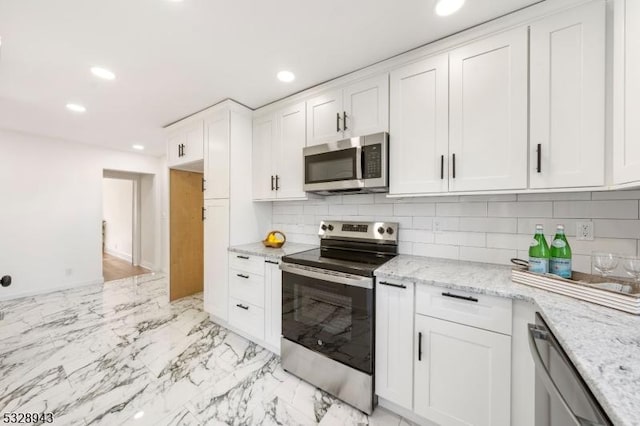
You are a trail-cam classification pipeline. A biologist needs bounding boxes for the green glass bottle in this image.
[550,225,572,279]
[529,224,550,274]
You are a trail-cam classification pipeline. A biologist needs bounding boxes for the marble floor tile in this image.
[0,273,413,426]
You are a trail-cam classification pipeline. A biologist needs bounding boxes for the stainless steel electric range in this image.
[280,220,399,415]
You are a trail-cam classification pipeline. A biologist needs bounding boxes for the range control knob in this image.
[321,224,327,231]
[327,224,334,231]
[377,227,385,234]
[386,227,394,235]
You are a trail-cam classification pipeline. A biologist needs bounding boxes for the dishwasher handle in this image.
[528,324,603,426]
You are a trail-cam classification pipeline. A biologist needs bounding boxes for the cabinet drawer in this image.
[229,268,265,308]
[229,297,265,340]
[415,285,512,335]
[229,252,265,275]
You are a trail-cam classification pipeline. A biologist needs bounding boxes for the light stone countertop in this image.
[228,242,317,260]
[375,255,640,426]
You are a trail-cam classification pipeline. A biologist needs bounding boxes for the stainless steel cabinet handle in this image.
[271,175,275,191]
[379,281,407,289]
[440,155,444,180]
[537,144,542,173]
[336,112,341,132]
[441,292,478,303]
[418,332,423,361]
[452,153,456,179]
[236,303,249,310]
[343,111,348,131]
[275,175,280,191]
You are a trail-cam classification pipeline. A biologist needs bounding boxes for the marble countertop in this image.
[375,255,640,426]
[228,242,317,260]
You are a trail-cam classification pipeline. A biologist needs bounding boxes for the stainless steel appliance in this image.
[280,220,399,414]
[529,313,612,425]
[303,132,388,195]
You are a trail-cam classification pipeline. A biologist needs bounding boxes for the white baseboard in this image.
[378,397,436,426]
[104,248,132,263]
[0,277,105,301]
[140,260,154,271]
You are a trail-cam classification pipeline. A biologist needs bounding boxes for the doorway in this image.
[102,170,153,282]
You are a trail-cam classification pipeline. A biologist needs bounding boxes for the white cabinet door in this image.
[167,132,185,167]
[182,121,204,164]
[264,260,282,354]
[306,89,343,146]
[530,1,605,189]
[449,28,528,192]
[204,110,230,199]
[614,0,640,184]
[414,315,511,426]
[252,114,277,200]
[390,54,449,195]
[375,280,414,410]
[343,74,389,138]
[275,102,307,200]
[203,199,230,321]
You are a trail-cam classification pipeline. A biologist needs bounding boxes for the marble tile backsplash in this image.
[271,190,640,274]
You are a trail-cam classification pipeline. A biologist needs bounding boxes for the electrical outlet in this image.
[576,222,594,241]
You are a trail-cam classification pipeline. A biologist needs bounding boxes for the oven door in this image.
[281,263,374,374]
[303,138,363,192]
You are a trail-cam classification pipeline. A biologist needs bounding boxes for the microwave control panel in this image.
[363,144,382,179]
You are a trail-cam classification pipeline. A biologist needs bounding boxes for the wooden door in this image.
[414,315,511,426]
[530,2,605,189]
[275,102,307,200]
[390,54,449,195]
[614,0,640,184]
[449,27,528,192]
[252,114,277,200]
[343,74,389,138]
[375,279,415,410]
[170,169,204,301]
[306,88,343,146]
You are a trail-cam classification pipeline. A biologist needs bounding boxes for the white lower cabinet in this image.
[413,314,511,426]
[375,279,415,410]
[204,199,230,321]
[264,260,283,354]
[226,251,283,355]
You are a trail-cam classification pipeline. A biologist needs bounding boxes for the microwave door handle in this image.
[356,146,363,180]
[528,324,595,426]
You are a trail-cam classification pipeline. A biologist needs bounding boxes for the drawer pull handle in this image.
[379,281,406,289]
[418,332,423,361]
[237,274,249,279]
[441,292,478,303]
[265,260,279,265]
[236,303,249,310]
[236,255,249,260]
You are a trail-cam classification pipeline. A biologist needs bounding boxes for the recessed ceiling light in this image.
[91,67,116,80]
[277,70,295,83]
[66,103,86,113]
[435,0,465,16]
[132,144,145,151]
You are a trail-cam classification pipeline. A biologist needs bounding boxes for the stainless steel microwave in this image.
[303,132,388,195]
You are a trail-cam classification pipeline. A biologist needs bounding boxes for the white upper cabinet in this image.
[252,115,277,201]
[530,1,606,189]
[414,315,511,426]
[167,120,204,168]
[306,75,389,146]
[275,102,307,200]
[306,89,343,146]
[375,279,415,410]
[252,102,307,201]
[614,0,640,184]
[343,74,389,139]
[204,110,230,199]
[390,54,449,195]
[449,28,528,192]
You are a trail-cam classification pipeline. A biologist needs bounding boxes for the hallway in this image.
[102,252,149,282]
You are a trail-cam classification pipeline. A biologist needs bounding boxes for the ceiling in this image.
[0,0,540,156]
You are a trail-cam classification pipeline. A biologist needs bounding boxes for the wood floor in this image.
[102,252,150,282]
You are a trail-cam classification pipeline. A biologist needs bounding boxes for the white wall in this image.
[140,174,156,270]
[0,129,165,300]
[273,191,640,275]
[102,178,133,261]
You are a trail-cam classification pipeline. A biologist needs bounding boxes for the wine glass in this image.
[622,256,640,282]
[592,252,619,277]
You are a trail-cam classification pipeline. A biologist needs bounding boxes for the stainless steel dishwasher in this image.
[528,313,612,426]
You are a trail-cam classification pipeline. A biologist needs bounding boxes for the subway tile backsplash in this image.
[271,191,640,274]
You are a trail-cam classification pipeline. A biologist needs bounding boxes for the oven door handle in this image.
[356,146,363,181]
[280,262,373,289]
[528,324,599,426]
